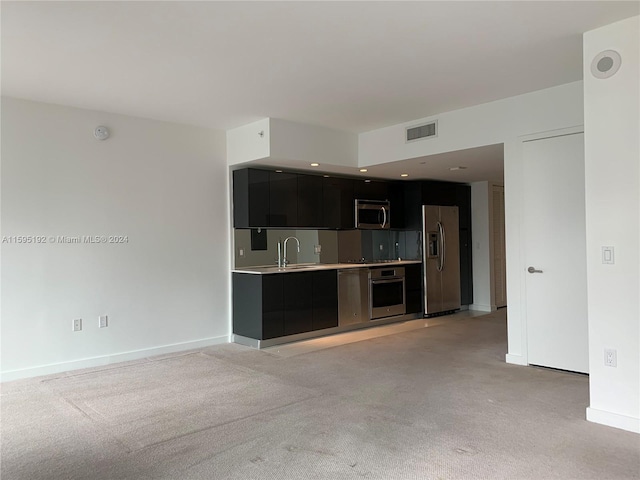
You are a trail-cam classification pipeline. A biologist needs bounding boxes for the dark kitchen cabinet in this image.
[421,180,457,206]
[269,171,298,227]
[388,182,406,229]
[405,263,423,314]
[232,270,339,341]
[283,273,313,335]
[262,275,285,339]
[354,179,389,201]
[459,228,473,306]
[322,176,354,229]
[311,270,338,330]
[297,174,324,227]
[455,184,472,230]
[233,168,270,228]
[233,273,284,340]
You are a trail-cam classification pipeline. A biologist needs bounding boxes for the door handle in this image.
[528,266,543,274]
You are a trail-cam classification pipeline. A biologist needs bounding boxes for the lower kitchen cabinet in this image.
[262,274,285,339]
[404,263,423,314]
[232,270,338,341]
[311,270,339,330]
[283,273,313,335]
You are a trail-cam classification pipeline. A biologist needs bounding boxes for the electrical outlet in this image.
[379,244,384,251]
[72,318,82,332]
[239,248,245,257]
[99,315,108,328]
[604,348,617,367]
[314,244,322,254]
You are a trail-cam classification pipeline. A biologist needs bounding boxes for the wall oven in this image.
[355,199,390,229]
[369,266,406,319]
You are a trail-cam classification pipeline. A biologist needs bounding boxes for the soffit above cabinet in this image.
[227,118,358,170]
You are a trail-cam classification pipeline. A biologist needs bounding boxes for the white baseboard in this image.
[469,304,494,312]
[505,353,527,366]
[586,407,640,434]
[0,335,230,382]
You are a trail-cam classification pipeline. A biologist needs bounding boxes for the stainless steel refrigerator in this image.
[422,205,461,316]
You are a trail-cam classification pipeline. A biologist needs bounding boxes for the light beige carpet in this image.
[2,310,639,479]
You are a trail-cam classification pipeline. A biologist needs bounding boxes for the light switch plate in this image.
[602,246,614,264]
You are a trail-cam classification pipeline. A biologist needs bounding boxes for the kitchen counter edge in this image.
[232,260,421,275]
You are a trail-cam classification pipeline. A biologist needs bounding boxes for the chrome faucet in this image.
[282,236,300,267]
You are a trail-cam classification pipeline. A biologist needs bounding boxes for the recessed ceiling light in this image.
[323,175,330,178]
[310,163,320,167]
[364,179,371,183]
[275,170,283,173]
[400,173,409,177]
[449,166,468,171]
[359,168,368,173]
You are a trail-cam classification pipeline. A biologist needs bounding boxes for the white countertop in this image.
[232,259,421,275]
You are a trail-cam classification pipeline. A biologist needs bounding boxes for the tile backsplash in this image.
[233,229,422,268]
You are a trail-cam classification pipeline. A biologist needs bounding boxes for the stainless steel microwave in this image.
[355,199,390,229]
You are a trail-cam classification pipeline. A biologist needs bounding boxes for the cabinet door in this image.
[388,182,406,229]
[323,177,354,229]
[354,179,389,201]
[297,174,323,227]
[262,275,284,339]
[269,172,297,227]
[233,168,270,228]
[283,273,313,335]
[455,184,471,230]
[459,228,473,306]
[404,264,423,314]
[312,270,338,330]
[232,273,264,339]
[421,180,456,206]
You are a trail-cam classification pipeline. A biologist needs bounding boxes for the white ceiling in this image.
[2,1,638,182]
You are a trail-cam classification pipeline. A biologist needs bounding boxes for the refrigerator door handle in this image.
[441,221,446,271]
[437,221,445,272]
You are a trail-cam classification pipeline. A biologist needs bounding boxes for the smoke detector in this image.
[94,126,110,140]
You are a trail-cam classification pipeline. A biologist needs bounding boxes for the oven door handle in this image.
[371,277,404,285]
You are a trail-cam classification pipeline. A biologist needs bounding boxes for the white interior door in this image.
[522,132,589,373]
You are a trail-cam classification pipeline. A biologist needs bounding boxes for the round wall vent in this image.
[590,50,622,79]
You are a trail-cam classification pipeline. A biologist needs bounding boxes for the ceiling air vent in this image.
[406,120,437,143]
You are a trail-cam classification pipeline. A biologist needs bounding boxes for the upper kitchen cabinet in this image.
[353,179,389,201]
[421,180,457,206]
[269,171,298,227]
[455,184,472,230]
[322,176,354,229]
[297,174,324,227]
[233,168,270,228]
[421,180,471,230]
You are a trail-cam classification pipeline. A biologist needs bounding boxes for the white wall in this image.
[1,97,230,380]
[226,118,271,165]
[583,17,640,433]
[470,181,493,312]
[358,82,585,367]
[359,82,584,166]
[270,118,358,168]
[227,117,358,168]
